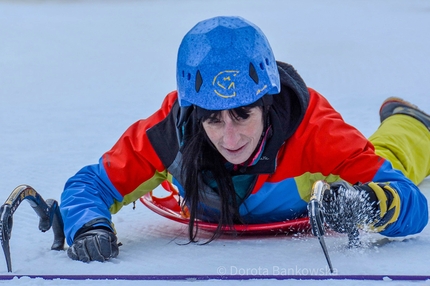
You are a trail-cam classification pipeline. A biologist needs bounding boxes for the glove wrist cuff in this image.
[74,218,113,240]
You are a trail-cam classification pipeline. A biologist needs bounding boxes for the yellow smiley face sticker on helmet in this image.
[212,70,240,98]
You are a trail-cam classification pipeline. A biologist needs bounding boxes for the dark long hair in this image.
[180,106,265,243]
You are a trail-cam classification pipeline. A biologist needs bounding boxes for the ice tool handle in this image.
[308,180,334,273]
[0,185,65,272]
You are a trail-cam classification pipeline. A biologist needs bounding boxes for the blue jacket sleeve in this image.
[374,161,428,237]
[60,157,123,245]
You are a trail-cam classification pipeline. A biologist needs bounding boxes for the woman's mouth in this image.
[225,145,245,153]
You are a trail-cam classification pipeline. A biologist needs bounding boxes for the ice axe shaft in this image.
[0,185,65,272]
[308,180,334,273]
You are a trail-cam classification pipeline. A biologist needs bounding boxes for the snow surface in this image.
[1,0,430,285]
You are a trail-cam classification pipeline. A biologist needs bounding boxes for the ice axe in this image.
[0,185,65,272]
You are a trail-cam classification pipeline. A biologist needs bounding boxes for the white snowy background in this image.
[1,0,430,285]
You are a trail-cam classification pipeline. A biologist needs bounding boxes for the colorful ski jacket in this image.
[60,62,428,245]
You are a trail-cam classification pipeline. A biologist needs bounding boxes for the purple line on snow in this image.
[0,275,429,281]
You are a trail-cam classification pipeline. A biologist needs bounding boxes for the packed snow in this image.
[0,1,429,285]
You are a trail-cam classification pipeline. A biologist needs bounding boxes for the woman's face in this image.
[202,107,264,165]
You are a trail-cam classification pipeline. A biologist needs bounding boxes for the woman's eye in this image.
[234,114,250,123]
[207,117,222,124]
[212,119,222,124]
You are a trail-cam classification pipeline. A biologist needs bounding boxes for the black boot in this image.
[379,97,430,131]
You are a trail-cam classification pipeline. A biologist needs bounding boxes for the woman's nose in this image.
[222,120,240,147]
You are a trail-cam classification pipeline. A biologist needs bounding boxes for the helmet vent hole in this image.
[187,73,191,80]
[249,63,259,84]
[259,62,265,70]
[195,70,203,92]
[182,70,185,77]
[265,58,269,65]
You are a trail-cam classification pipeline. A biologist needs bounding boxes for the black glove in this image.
[322,181,378,235]
[67,228,119,262]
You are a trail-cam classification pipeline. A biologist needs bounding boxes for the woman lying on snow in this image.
[60,16,430,262]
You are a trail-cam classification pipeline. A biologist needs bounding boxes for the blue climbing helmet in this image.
[176,16,280,110]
